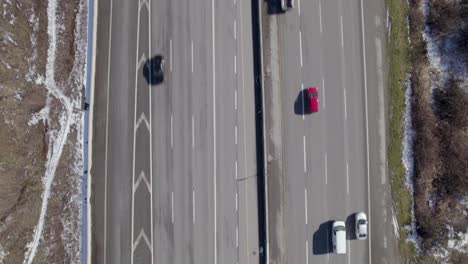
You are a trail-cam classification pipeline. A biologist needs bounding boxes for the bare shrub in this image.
[406,0,468,259]
[427,0,461,41]
[410,56,442,250]
[449,250,468,264]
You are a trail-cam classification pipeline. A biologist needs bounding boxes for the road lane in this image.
[149,0,174,262]
[91,0,138,263]
[269,0,372,263]
[215,0,238,262]
[92,0,260,263]
[277,5,307,264]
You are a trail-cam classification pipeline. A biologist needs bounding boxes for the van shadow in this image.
[346,213,356,240]
[265,0,285,15]
[294,89,309,115]
[313,220,334,255]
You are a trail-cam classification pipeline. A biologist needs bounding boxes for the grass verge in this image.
[386,0,418,262]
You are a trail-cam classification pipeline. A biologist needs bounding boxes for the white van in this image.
[280,0,294,11]
[332,221,346,254]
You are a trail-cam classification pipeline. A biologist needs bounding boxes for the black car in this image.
[144,55,165,85]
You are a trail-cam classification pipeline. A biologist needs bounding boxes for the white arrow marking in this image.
[133,229,152,252]
[134,171,151,193]
[135,112,150,131]
[139,0,149,11]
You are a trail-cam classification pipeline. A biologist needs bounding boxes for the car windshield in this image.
[358,219,366,225]
[309,92,318,97]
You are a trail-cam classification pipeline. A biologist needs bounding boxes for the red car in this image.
[307,87,319,112]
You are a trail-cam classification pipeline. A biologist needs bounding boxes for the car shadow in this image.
[294,89,309,115]
[346,214,356,240]
[143,56,164,85]
[265,0,285,15]
[313,220,334,255]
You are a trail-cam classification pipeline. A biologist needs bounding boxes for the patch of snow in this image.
[2,61,11,70]
[35,75,45,85]
[14,92,23,102]
[9,13,15,25]
[459,197,468,216]
[0,243,7,263]
[447,226,468,252]
[432,247,450,264]
[4,117,15,126]
[391,206,399,239]
[25,12,40,83]
[23,0,80,262]
[28,98,50,126]
[3,32,17,46]
[59,0,87,262]
[402,74,419,249]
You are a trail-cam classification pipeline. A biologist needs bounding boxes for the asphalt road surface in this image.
[90,0,260,263]
[263,0,399,263]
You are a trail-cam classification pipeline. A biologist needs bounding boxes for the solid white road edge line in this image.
[148,1,154,261]
[212,0,217,262]
[306,240,309,264]
[87,0,99,261]
[360,0,372,261]
[130,1,141,262]
[103,0,113,261]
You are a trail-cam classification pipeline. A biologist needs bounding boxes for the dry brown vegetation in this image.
[0,1,48,262]
[0,0,83,263]
[408,0,468,260]
[426,0,468,65]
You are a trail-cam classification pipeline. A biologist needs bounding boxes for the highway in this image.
[263,0,399,263]
[90,0,260,263]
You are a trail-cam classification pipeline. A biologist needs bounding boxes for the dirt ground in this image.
[0,0,84,263]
